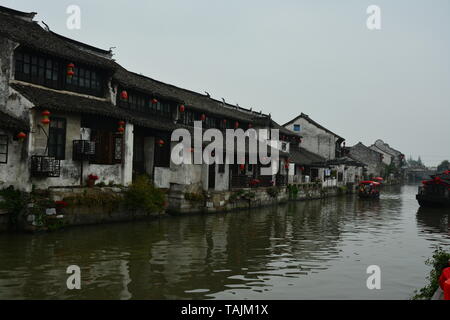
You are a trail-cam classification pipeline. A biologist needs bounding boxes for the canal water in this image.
[0,185,449,300]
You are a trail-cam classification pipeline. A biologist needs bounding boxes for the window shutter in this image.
[113,134,123,164]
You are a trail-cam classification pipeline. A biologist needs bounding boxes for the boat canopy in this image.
[360,181,381,186]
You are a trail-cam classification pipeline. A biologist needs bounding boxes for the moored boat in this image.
[416,171,450,207]
[358,181,380,199]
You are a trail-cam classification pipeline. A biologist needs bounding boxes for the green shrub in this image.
[412,247,450,300]
[0,187,28,227]
[124,175,165,214]
[184,192,205,202]
[267,186,279,198]
[338,186,348,195]
[287,184,299,199]
[64,191,123,210]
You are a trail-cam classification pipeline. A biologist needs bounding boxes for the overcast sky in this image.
[2,0,449,166]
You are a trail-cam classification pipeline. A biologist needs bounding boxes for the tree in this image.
[407,156,426,168]
[437,160,450,173]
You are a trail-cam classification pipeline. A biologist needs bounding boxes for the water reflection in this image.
[0,185,449,299]
[416,207,450,236]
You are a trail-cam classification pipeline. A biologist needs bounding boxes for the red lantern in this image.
[67,63,75,77]
[223,119,227,125]
[152,98,158,104]
[121,90,128,100]
[179,104,185,112]
[239,163,245,170]
[157,139,165,147]
[118,121,125,134]
[284,163,289,169]
[235,121,239,128]
[200,114,206,121]
[16,132,26,140]
[41,110,51,125]
[301,166,305,172]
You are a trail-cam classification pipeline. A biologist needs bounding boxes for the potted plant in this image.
[87,174,99,187]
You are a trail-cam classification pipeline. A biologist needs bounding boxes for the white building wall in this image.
[285,118,337,160]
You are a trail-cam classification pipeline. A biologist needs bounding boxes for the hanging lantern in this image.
[235,121,239,128]
[301,166,305,172]
[179,104,185,113]
[157,139,165,147]
[41,110,51,125]
[200,114,206,121]
[239,163,245,171]
[152,98,158,104]
[118,121,125,134]
[284,163,289,169]
[16,132,27,140]
[223,119,227,125]
[67,63,75,77]
[121,90,128,100]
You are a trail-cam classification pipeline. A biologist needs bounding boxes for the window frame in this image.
[0,135,8,164]
[48,117,67,161]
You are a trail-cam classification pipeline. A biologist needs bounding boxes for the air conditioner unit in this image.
[73,140,96,161]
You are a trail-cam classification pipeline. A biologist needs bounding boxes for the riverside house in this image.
[0,5,310,215]
[283,113,363,188]
[0,4,378,224]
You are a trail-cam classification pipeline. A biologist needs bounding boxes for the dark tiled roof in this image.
[325,157,366,167]
[0,5,35,18]
[10,82,179,132]
[0,10,116,70]
[113,67,268,123]
[270,119,299,136]
[283,113,345,141]
[0,109,29,132]
[289,146,326,166]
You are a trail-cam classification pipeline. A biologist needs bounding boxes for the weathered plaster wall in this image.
[349,143,383,178]
[0,129,29,190]
[29,111,124,189]
[215,164,229,191]
[369,145,392,166]
[143,136,155,177]
[285,118,337,160]
[121,123,133,186]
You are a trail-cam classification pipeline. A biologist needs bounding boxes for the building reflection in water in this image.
[0,185,415,300]
[416,207,450,236]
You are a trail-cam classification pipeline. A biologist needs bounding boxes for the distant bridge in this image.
[405,168,436,183]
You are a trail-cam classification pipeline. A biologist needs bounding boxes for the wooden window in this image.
[293,124,301,132]
[181,110,195,126]
[66,65,103,96]
[15,50,59,89]
[0,135,8,164]
[48,118,67,160]
[90,130,122,165]
[117,88,172,118]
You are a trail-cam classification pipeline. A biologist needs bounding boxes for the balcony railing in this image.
[30,156,61,178]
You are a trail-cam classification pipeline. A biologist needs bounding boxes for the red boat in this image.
[416,171,450,207]
[358,181,381,199]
